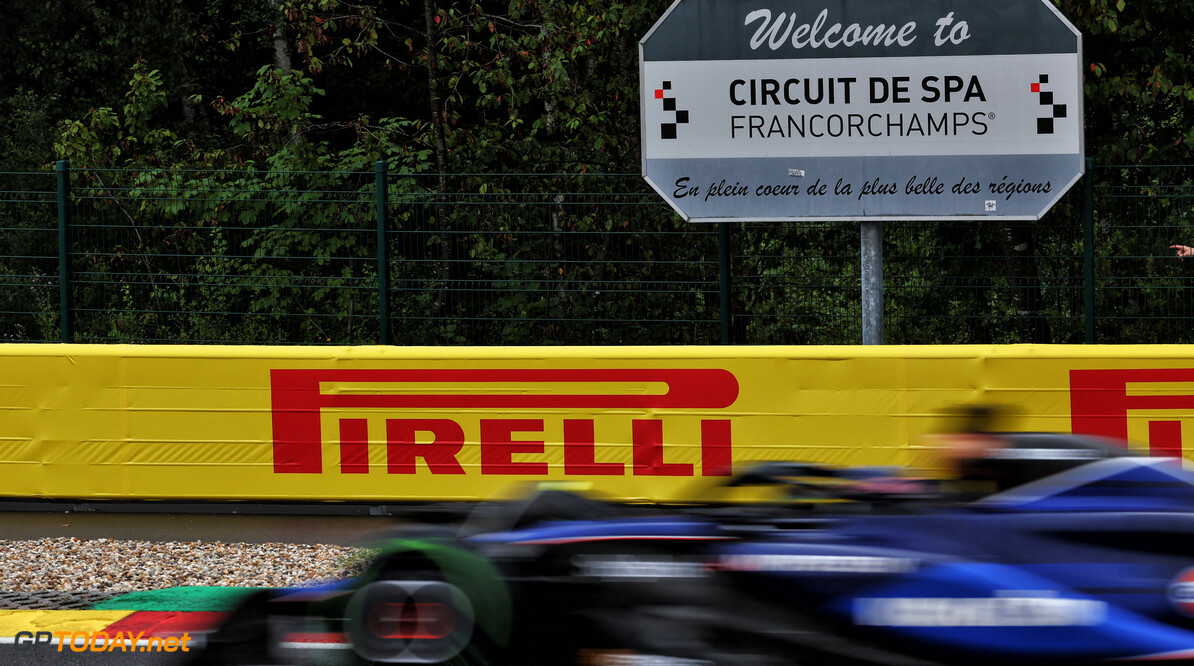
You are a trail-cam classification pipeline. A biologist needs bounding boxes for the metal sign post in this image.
[861,219,883,344]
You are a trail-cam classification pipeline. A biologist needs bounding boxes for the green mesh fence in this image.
[1087,165,1194,343]
[0,163,1191,346]
[384,173,720,345]
[0,171,58,342]
[66,168,379,344]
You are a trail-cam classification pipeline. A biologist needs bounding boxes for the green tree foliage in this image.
[0,0,278,170]
[1,1,1193,345]
[5,0,1187,172]
[1060,0,1194,163]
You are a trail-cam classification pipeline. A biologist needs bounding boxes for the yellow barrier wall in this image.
[1,344,1190,502]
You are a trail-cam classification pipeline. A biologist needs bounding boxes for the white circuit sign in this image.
[640,1,1084,221]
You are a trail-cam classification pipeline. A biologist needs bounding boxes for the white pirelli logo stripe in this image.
[716,554,919,573]
[854,595,1106,627]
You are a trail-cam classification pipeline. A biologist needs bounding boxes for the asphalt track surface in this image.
[0,510,416,665]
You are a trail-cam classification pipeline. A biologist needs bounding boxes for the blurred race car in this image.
[195,432,1194,665]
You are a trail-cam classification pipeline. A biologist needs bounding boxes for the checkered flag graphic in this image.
[654,81,689,140]
[1031,74,1067,135]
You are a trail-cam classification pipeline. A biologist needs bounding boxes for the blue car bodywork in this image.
[197,433,1194,665]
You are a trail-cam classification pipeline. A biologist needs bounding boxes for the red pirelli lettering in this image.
[1070,368,1194,456]
[270,368,740,474]
[633,420,691,476]
[701,419,733,476]
[386,419,466,475]
[339,419,369,474]
[481,419,548,475]
[564,419,623,475]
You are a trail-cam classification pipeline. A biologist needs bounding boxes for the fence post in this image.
[1083,157,1094,343]
[719,222,732,344]
[55,160,72,343]
[376,160,390,345]
[861,220,884,345]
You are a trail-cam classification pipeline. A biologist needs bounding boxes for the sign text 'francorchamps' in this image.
[639,0,1084,221]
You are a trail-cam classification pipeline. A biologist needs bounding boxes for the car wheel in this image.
[345,579,484,664]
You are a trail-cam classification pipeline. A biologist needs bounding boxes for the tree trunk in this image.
[268,0,293,73]
[423,0,452,318]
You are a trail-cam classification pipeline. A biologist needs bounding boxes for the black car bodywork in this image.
[196,433,1194,665]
